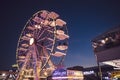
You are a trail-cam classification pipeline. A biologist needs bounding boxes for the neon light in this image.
[52,68,67,77]
[52,76,84,79]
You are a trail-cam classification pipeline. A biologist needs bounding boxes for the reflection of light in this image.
[2,73,6,76]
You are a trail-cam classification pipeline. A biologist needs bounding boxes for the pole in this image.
[95,54,102,80]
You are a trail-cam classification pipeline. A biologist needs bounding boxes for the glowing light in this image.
[29,38,34,45]
[35,25,41,29]
[44,72,48,76]
[52,76,84,79]
[101,40,106,44]
[83,70,94,75]
[2,73,6,77]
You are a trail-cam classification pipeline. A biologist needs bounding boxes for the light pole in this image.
[95,54,102,80]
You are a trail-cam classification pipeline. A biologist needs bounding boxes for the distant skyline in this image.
[0,0,120,70]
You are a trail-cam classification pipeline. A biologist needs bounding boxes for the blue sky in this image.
[0,0,120,70]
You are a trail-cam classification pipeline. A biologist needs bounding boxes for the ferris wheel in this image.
[16,10,69,80]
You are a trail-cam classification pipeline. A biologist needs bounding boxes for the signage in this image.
[52,68,67,79]
[67,70,84,79]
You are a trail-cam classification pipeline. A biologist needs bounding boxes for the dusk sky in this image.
[0,0,120,70]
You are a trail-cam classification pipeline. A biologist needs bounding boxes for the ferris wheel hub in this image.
[29,38,34,45]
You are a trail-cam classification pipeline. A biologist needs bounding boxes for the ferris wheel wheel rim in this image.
[16,10,69,70]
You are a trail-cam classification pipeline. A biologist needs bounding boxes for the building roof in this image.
[92,25,120,42]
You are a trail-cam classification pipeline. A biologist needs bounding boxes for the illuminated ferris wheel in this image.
[16,10,69,80]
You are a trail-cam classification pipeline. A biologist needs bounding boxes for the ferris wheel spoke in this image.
[37,37,46,43]
[32,26,39,39]
[47,37,54,42]
[36,42,44,48]
[37,38,54,48]
[34,25,42,38]
[46,47,52,51]
[37,27,52,40]
[45,43,53,48]
[36,29,46,40]
[41,48,55,70]
[36,28,43,39]
[47,29,54,33]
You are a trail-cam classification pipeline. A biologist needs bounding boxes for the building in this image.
[91,25,120,79]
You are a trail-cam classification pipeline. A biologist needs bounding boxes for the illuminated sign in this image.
[52,69,84,79]
[52,68,67,79]
[67,70,84,79]
[83,70,94,75]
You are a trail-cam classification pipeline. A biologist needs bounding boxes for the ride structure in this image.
[16,10,69,80]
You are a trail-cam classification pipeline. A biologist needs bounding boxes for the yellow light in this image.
[44,72,48,76]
